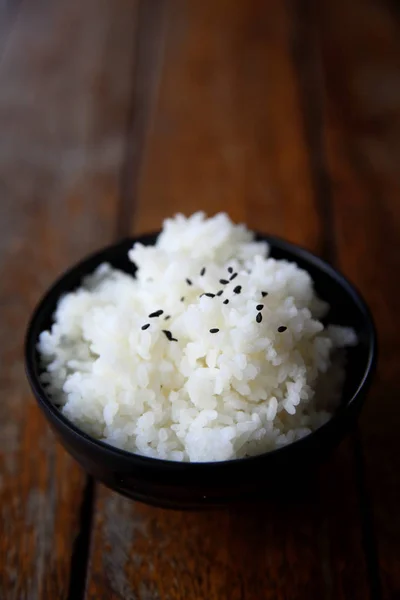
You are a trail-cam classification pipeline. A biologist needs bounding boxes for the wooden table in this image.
[1,1,399,598]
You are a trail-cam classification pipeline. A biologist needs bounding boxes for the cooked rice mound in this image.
[38,212,356,462]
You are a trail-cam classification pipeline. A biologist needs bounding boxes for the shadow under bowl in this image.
[25,233,377,509]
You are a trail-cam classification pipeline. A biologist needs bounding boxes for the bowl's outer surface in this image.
[25,233,377,509]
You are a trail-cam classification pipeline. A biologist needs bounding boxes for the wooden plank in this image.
[86,1,370,598]
[133,0,322,249]
[0,0,137,598]
[319,1,400,597]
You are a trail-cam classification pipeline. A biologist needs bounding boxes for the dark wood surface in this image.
[0,0,399,598]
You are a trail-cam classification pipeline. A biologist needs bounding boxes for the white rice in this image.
[38,212,357,462]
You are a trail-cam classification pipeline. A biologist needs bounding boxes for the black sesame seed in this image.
[216,290,223,296]
[204,293,215,298]
[180,297,185,302]
[149,310,163,318]
[164,315,171,320]
[256,313,262,323]
[219,279,229,285]
[223,299,229,305]
[162,329,178,342]
[229,273,238,281]
[141,323,150,330]
[233,285,242,294]
[228,267,233,273]
[278,326,287,333]
[186,278,192,286]
[200,267,206,276]
[261,291,268,297]
[209,328,219,334]
[256,304,264,311]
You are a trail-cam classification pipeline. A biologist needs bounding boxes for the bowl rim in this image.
[25,232,378,470]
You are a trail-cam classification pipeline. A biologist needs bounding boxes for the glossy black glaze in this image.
[25,233,377,509]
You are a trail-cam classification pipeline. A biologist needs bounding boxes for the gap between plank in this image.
[352,432,383,600]
[287,1,382,598]
[287,0,336,264]
[67,477,95,600]
[67,2,167,597]
[116,0,167,239]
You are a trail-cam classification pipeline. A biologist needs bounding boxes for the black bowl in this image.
[25,233,377,509]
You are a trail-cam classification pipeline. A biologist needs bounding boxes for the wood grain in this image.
[134,0,322,250]
[0,0,137,598]
[0,1,22,60]
[85,1,370,598]
[319,0,400,597]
